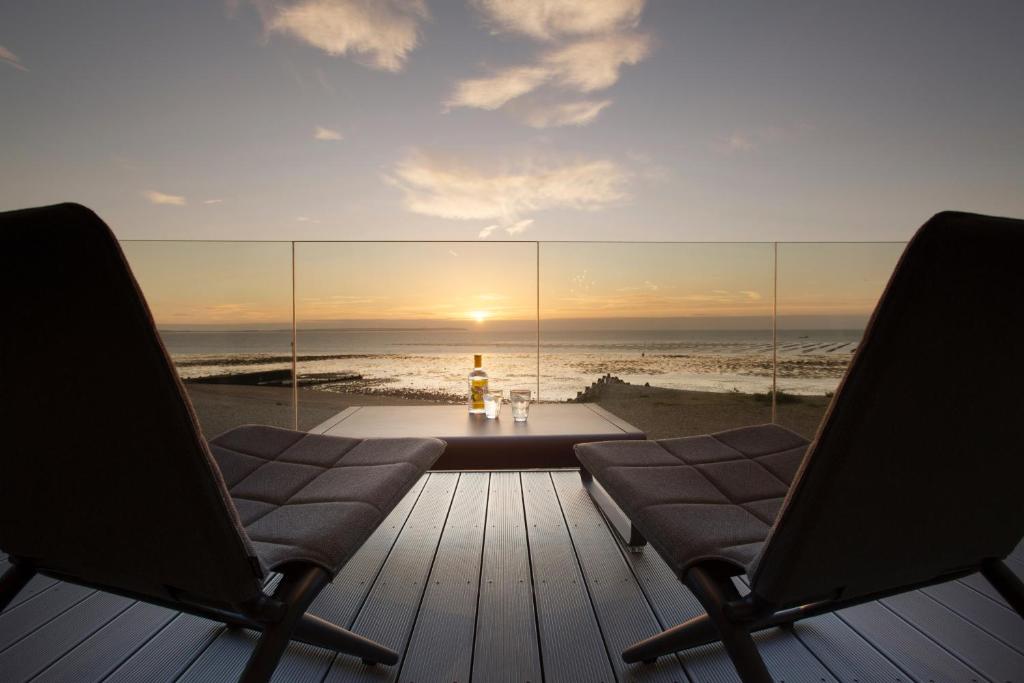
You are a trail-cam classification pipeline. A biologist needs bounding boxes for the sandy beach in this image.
[184,379,829,444]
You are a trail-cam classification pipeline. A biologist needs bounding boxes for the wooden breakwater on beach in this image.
[187,368,361,388]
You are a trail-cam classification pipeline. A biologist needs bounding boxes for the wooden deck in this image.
[1,470,1022,682]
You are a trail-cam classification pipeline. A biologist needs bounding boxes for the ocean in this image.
[161,327,861,402]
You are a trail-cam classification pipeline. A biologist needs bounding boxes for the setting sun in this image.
[470,310,490,323]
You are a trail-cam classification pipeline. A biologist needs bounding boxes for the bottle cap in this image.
[474,354,482,367]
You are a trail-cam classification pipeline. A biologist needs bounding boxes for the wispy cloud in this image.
[446,34,649,112]
[203,198,224,204]
[446,66,552,111]
[471,0,644,41]
[314,125,344,140]
[505,218,534,235]
[261,0,428,72]
[449,2,649,128]
[516,99,612,128]
[144,190,186,206]
[0,45,27,71]
[387,149,631,226]
[716,124,815,154]
[543,33,649,92]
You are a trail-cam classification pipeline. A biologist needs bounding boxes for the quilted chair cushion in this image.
[210,426,445,575]
[575,424,808,577]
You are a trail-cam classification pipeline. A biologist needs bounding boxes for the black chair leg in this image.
[624,566,772,683]
[239,565,398,683]
[294,614,398,665]
[686,568,773,683]
[0,562,35,612]
[623,613,718,663]
[981,560,1024,618]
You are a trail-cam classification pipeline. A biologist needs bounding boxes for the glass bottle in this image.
[468,354,488,414]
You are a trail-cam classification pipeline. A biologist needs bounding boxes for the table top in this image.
[311,403,643,441]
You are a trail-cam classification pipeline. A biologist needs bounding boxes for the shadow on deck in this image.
[1,470,1022,682]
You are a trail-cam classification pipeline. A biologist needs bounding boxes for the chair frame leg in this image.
[239,565,397,683]
[623,566,773,683]
[981,559,1024,618]
[0,561,36,612]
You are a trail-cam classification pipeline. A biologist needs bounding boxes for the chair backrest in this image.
[752,211,1024,607]
[0,204,264,606]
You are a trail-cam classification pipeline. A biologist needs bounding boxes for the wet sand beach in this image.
[184,380,829,444]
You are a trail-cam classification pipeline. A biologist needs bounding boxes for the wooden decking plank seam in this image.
[5,578,61,614]
[397,472,489,682]
[466,472,491,683]
[0,586,98,656]
[321,472,459,682]
[543,471,620,681]
[0,592,136,682]
[880,590,1024,681]
[33,602,178,683]
[390,472,466,681]
[959,574,1010,608]
[921,585,1024,659]
[735,575,911,682]
[518,472,549,683]
[549,471,691,683]
[873,598,992,681]
[521,472,616,683]
[471,471,543,683]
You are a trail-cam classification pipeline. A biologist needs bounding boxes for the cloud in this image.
[144,190,186,206]
[505,218,534,235]
[203,198,224,204]
[516,99,611,128]
[478,224,499,239]
[446,33,650,116]
[543,33,649,92]
[263,0,428,72]
[0,45,27,71]
[387,150,631,224]
[446,66,551,110]
[719,132,755,153]
[314,125,344,140]
[471,0,644,41]
[716,124,815,154]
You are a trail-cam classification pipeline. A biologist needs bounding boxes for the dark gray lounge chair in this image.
[0,204,446,682]
[575,211,1024,682]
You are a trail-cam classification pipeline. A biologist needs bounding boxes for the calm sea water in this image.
[161,328,861,401]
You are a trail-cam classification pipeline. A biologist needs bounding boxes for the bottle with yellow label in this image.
[468,354,488,414]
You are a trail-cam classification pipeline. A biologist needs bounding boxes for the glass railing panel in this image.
[120,241,295,436]
[293,241,538,429]
[539,242,774,439]
[774,242,905,438]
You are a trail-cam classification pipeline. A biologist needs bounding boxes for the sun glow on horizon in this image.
[469,310,491,323]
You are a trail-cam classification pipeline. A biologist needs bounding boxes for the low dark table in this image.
[310,404,645,470]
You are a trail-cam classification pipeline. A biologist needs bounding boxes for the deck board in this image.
[399,472,489,683]
[323,472,458,683]
[472,472,543,683]
[522,472,616,683]
[1,469,1021,683]
[551,471,691,682]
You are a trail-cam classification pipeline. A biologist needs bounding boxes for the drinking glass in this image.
[484,390,503,419]
[509,389,531,422]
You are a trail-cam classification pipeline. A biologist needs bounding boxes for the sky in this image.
[2,0,1022,246]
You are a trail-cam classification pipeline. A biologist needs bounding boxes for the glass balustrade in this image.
[120,241,295,437]
[121,239,905,440]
